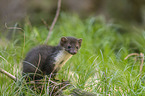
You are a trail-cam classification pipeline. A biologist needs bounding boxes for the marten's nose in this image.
[70,50,77,55]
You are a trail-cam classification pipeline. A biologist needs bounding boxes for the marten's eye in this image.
[68,46,71,49]
[76,46,79,49]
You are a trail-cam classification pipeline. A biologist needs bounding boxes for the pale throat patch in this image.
[54,49,72,71]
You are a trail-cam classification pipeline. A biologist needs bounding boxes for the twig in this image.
[33,54,41,90]
[124,52,144,78]
[0,68,17,81]
[139,53,144,77]
[5,23,26,60]
[124,53,140,60]
[40,76,46,95]
[5,23,22,30]
[45,0,61,44]
[50,85,57,96]
[0,56,9,64]
[53,84,71,96]
[47,73,53,94]
[0,55,17,81]
[41,18,49,30]
[33,54,41,80]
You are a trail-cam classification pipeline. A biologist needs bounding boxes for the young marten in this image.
[22,37,82,80]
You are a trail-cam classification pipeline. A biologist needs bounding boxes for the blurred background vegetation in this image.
[0,0,145,39]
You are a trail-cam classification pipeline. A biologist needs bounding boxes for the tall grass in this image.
[0,13,145,95]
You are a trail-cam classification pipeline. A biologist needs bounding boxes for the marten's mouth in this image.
[65,49,77,55]
[70,52,76,55]
[66,51,76,55]
[68,51,77,55]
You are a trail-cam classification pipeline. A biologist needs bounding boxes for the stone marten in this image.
[22,37,82,80]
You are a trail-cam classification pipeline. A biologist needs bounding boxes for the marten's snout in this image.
[70,50,77,55]
[66,47,77,55]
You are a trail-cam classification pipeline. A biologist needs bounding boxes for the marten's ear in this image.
[61,37,68,43]
[78,38,82,44]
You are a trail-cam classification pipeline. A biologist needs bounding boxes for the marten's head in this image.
[59,37,82,55]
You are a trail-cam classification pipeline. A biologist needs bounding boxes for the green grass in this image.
[0,13,145,95]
